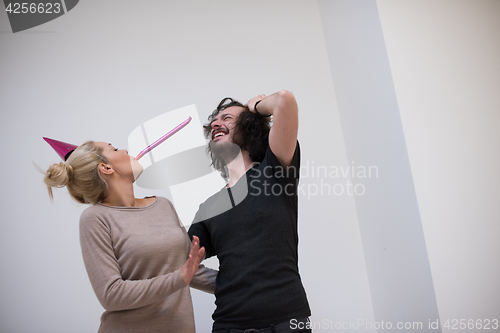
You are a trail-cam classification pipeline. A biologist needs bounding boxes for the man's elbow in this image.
[277,90,297,113]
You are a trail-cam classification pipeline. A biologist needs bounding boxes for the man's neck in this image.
[226,149,253,187]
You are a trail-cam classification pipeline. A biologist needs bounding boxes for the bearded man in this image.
[188,90,311,333]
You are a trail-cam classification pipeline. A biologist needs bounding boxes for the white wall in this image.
[318,1,440,331]
[377,0,500,330]
[0,1,373,332]
[1,1,498,332]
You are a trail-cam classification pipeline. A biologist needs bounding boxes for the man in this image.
[188,90,311,333]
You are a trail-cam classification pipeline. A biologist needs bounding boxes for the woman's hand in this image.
[180,236,206,285]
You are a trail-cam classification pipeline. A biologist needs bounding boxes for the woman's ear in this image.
[98,163,114,176]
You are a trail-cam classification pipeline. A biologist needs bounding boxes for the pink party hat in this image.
[43,137,79,161]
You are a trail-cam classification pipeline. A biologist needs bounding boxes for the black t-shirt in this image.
[188,142,311,330]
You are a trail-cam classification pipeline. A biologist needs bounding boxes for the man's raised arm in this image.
[246,90,298,167]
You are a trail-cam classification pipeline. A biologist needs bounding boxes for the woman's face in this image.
[94,141,143,182]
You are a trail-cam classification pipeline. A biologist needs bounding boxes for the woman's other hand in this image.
[180,236,206,285]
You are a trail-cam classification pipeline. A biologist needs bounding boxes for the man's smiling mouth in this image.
[212,128,229,140]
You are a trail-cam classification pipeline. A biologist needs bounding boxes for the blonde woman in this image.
[43,139,216,333]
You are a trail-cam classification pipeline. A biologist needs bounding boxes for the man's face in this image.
[209,106,245,144]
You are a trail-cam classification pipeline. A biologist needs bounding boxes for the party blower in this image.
[135,116,192,160]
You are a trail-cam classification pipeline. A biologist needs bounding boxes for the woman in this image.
[43,139,216,333]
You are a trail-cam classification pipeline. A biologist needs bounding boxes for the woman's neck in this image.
[101,179,137,207]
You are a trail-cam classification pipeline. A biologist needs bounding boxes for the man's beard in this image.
[209,141,242,178]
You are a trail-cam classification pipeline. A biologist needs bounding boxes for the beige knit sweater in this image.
[79,196,216,333]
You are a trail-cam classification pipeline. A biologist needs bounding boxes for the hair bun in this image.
[45,162,73,188]
[64,163,74,184]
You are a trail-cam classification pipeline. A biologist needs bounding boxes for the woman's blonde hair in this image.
[44,141,108,205]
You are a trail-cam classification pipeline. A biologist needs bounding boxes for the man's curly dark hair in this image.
[204,97,271,179]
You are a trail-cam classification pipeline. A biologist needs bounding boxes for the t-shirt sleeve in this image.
[79,208,187,312]
[166,200,218,293]
[266,140,300,191]
[188,215,216,259]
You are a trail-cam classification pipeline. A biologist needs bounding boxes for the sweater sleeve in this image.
[79,209,187,312]
[190,264,217,294]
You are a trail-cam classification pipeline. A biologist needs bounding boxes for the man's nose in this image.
[211,120,221,130]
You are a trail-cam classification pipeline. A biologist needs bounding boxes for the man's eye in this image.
[114,148,118,151]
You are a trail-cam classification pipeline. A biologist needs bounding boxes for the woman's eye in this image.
[114,148,118,151]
